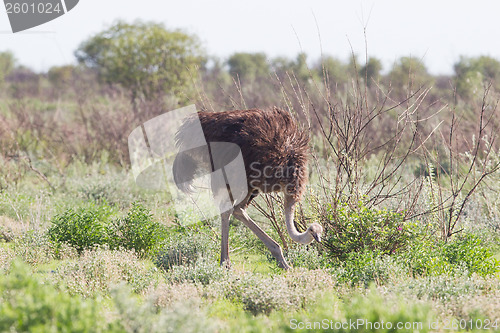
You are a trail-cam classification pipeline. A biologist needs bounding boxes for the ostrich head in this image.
[307,223,323,243]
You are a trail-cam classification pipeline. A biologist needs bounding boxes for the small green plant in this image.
[109,203,167,257]
[47,203,113,254]
[398,239,445,277]
[324,202,417,260]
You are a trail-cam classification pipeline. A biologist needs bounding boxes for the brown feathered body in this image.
[173,107,309,203]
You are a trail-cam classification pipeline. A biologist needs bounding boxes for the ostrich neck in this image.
[284,197,313,244]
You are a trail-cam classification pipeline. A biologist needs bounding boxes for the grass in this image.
[0,160,499,332]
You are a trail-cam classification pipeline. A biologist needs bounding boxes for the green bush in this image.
[109,203,167,257]
[342,288,433,333]
[47,204,113,254]
[324,202,417,260]
[332,232,499,287]
[399,233,499,277]
[398,239,446,276]
[442,233,499,276]
[0,260,121,332]
[48,203,167,257]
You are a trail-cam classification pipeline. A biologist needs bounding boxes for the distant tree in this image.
[271,53,313,84]
[0,51,15,87]
[454,56,500,99]
[271,56,293,78]
[227,52,270,82]
[292,53,312,83]
[316,56,348,87]
[360,57,382,87]
[75,20,204,108]
[387,57,433,97]
[201,56,232,85]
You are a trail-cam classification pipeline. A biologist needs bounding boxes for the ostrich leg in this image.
[220,210,231,268]
[233,206,291,270]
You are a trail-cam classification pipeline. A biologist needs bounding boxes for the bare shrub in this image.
[419,86,500,238]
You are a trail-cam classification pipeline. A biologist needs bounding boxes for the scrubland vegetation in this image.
[1,21,499,332]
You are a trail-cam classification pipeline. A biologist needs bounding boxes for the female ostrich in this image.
[172,107,323,269]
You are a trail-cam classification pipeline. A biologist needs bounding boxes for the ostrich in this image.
[172,107,323,269]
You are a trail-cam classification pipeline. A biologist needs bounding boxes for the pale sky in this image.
[1,0,499,74]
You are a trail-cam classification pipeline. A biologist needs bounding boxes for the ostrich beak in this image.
[313,234,321,243]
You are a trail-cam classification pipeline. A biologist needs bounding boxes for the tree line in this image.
[0,20,500,105]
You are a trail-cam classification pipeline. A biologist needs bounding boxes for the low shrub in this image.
[50,247,159,297]
[165,256,225,285]
[280,288,434,333]
[109,203,167,257]
[324,202,418,260]
[0,215,27,242]
[331,232,499,287]
[155,231,217,271]
[0,260,214,332]
[47,203,113,254]
[341,289,433,333]
[394,272,500,320]
[211,269,333,315]
[110,285,217,333]
[13,230,58,266]
[442,233,499,276]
